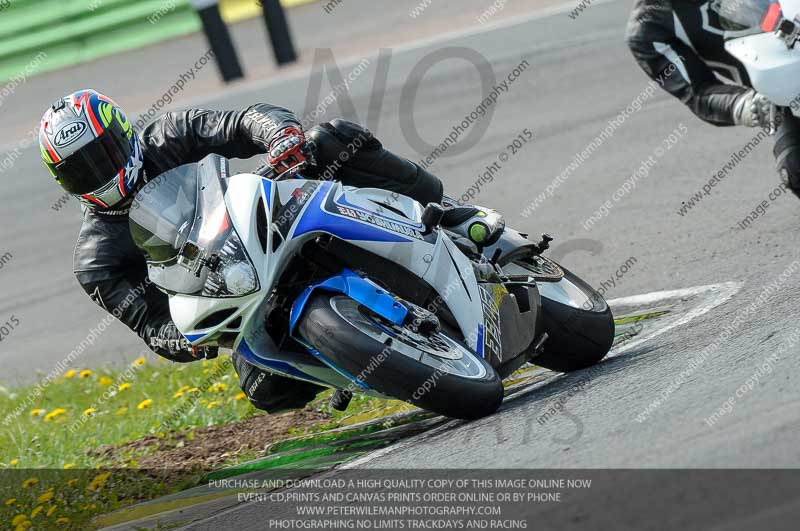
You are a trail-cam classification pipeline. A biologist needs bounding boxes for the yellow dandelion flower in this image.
[99,376,113,386]
[36,491,54,503]
[87,472,111,492]
[82,408,97,417]
[118,382,131,391]
[234,392,247,401]
[202,368,211,375]
[63,369,76,379]
[137,399,153,410]
[210,382,227,393]
[134,357,146,366]
[10,459,19,466]
[44,409,66,422]
[11,515,27,527]
[115,407,128,415]
[67,479,79,488]
[207,401,220,409]
[22,478,38,489]
[16,524,32,531]
[56,517,71,524]
[186,387,200,394]
[173,385,191,398]
[30,409,44,417]
[79,369,92,379]
[63,463,76,470]
[202,359,210,367]
[46,506,57,517]
[30,506,43,518]
[5,498,16,506]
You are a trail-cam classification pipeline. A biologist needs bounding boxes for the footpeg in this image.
[529,333,549,360]
[330,389,353,411]
[534,234,554,255]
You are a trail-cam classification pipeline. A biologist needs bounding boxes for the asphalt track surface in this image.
[2,0,800,499]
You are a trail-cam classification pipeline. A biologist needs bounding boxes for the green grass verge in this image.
[0,356,252,470]
[0,355,248,529]
[0,354,414,529]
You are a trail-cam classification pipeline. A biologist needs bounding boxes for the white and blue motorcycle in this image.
[129,154,614,420]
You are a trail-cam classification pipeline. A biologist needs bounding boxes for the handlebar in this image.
[253,160,308,180]
[253,163,276,178]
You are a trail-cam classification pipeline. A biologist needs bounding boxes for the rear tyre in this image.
[508,259,614,372]
[296,294,503,420]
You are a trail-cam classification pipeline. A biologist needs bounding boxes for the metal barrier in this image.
[0,0,310,82]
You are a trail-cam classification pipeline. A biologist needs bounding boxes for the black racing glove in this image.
[149,322,218,362]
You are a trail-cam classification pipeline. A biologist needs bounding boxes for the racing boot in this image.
[232,352,325,413]
[440,195,505,248]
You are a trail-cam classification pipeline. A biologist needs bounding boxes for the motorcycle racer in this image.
[626,0,800,197]
[40,89,504,412]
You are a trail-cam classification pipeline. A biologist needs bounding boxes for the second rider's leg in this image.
[775,109,800,199]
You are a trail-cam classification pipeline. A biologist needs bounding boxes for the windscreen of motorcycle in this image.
[129,162,234,295]
[713,0,785,36]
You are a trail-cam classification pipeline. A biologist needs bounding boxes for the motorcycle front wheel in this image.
[296,294,503,419]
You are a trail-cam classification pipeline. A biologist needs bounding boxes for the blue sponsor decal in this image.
[292,181,411,243]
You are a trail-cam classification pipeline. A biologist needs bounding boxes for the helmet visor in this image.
[713,0,783,35]
[52,120,132,195]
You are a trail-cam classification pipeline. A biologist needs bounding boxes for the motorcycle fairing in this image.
[726,33,800,110]
[291,180,413,243]
[722,0,800,112]
[476,282,540,367]
[165,161,522,390]
[237,337,327,386]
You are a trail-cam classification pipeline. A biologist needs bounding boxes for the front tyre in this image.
[296,294,503,420]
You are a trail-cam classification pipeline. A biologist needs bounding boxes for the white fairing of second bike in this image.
[724,0,800,115]
[167,172,488,390]
[726,33,800,113]
[781,0,800,19]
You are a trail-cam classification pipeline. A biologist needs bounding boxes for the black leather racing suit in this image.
[626,0,800,192]
[73,104,443,410]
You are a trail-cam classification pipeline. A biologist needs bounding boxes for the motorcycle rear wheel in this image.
[506,259,615,372]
